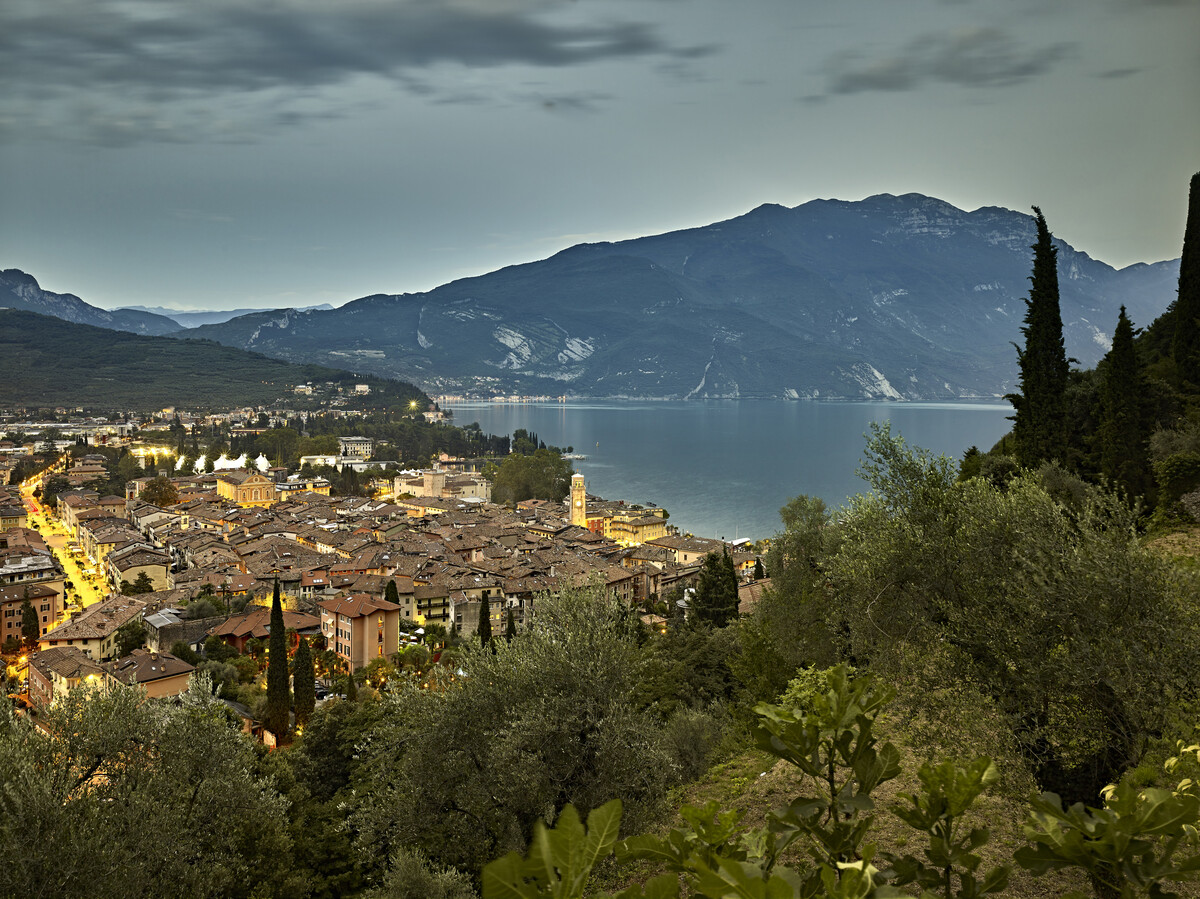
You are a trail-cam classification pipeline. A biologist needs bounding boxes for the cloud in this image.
[0,0,711,143]
[1096,67,1144,78]
[825,27,1074,95]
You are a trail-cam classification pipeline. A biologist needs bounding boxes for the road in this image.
[19,480,109,620]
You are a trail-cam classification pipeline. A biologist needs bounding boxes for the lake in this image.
[446,400,1013,542]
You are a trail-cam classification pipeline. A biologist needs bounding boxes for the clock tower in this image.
[570,472,587,528]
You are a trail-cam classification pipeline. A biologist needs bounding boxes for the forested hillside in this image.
[0,309,427,411]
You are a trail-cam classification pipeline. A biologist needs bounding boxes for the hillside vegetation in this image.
[0,309,427,411]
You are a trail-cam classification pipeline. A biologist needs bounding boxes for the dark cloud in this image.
[825,27,1074,95]
[1097,67,1144,78]
[0,0,711,143]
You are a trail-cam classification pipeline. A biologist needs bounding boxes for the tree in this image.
[690,550,739,628]
[0,677,296,899]
[348,585,672,878]
[115,619,147,656]
[385,579,400,607]
[264,580,291,739]
[1098,306,1150,499]
[504,608,516,643]
[820,423,1200,803]
[141,476,179,507]
[20,591,39,647]
[170,640,200,665]
[1007,206,1069,467]
[1172,172,1200,384]
[293,638,316,729]
[477,593,492,649]
[489,449,572,506]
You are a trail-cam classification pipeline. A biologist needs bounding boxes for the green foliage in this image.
[772,423,1200,804]
[490,448,573,505]
[348,585,672,878]
[890,759,1010,899]
[115,619,147,656]
[293,638,316,729]
[264,580,291,739]
[1007,207,1069,467]
[170,640,200,665]
[1016,740,1200,899]
[691,551,739,629]
[1099,306,1152,500]
[141,475,179,507]
[479,592,493,648]
[483,800,623,899]
[19,593,38,646]
[0,679,295,899]
[1171,172,1200,386]
[0,309,430,412]
[367,847,477,899]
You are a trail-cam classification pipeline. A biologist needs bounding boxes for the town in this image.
[0,396,766,735]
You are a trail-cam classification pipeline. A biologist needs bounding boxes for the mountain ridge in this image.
[179,193,1179,399]
[5,192,1181,400]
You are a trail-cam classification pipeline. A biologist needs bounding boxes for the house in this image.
[208,605,321,654]
[28,646,105,708]
[106,546,172,592]
[645,535,730,566]
[319,593,403,671]
[337,436,374,460]
[38,596,147,661]
[106,649,195,698]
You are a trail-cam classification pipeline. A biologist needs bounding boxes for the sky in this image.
[1,0,1197,312]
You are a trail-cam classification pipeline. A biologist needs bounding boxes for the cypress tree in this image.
[20,590,39,648]
[1171,172,1200,384]
[1099,307,1150,500]
[292,637,316,729]
[264,580,291,739]
[385,578,400,605]
[478,593,492,649]
[692,550,739,628]
[505,608,517,643]
[1007,207,1069,466]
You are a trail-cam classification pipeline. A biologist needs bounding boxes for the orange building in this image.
[215,469,278,508]
[319,593,404,671]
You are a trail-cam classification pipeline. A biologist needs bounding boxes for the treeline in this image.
[969,172,1200,519]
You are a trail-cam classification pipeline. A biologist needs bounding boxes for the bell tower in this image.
[570,473,586,528]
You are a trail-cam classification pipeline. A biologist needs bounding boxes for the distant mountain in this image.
[117,304,336,328]
[179,194,1180,400]
[0,309,427,411]
[0,269,181,336]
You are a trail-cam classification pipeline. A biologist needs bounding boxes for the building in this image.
[215,469,278,508]
[208,605,321,654]
[319,593,403,671]
[38,596,147,661]
[0,582,63,645]
[28,646,105,708]
[337,436,374,460]
[570,473,586,528]
[392,467,492,503]
[106,649,195,698]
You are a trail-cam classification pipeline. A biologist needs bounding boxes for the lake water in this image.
[447,400,1013,542]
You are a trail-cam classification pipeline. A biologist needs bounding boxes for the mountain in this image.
[116,304,336,328]
[179,195,1179,400]
[0,309,427,411]
[0,269,181,336]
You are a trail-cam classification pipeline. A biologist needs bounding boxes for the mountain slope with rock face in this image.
[153,195,1188,398]
[0,269,181,336]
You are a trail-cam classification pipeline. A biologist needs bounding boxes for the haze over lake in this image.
[449,400,1013,541]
